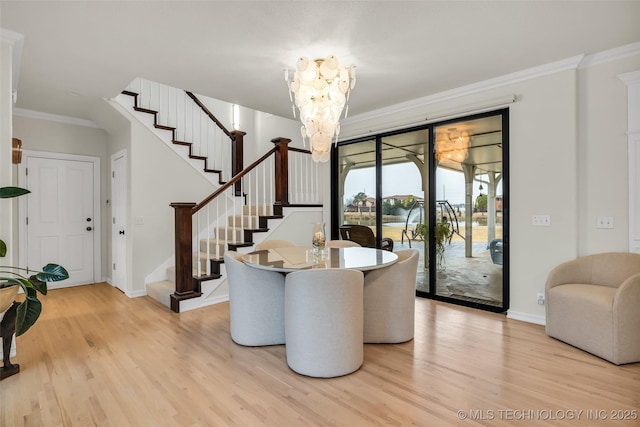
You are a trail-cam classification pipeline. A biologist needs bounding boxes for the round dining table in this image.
[242,246,398,273]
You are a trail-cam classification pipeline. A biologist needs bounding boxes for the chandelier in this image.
[285,55,356,162]
[435,128,470,163]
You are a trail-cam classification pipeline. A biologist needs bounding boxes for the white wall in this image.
[339,49,640,324]
[577,55,640,255]
[198,92,302,166]
[261,208,323,246]
[125,106,216,295]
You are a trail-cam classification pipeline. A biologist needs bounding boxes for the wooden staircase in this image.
[120,89,243,185]
[116,79,322,312]
[145,203,288,311]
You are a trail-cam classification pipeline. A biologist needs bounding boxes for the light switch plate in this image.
[532,215,551,226]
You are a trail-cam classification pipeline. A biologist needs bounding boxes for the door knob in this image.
[119,230,125,235]
[87,218,92,222]
[87,226,93,231]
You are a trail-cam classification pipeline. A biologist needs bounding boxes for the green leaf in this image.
[0,277,29,290]
[36,264,69,282]
[0,239,6,257]
[15,296,42,336]
[0,186,30,199]
[28,275,48,295]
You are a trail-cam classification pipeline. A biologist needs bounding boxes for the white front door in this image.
[111,150,128,293]
[25,156,96,287]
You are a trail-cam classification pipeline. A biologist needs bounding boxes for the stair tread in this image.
[193,273,222,282]
[133,106,157,115]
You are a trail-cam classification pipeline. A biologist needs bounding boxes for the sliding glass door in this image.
[432,112,507,310]
[332,109,509,313]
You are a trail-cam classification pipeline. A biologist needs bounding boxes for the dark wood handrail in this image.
[185,90,245,186]
[171,137,302,312]
[193,147,277,213]
[288,146,311,155]
[185,91,233,138]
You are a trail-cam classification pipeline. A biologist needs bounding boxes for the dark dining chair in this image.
[339,224,394,252]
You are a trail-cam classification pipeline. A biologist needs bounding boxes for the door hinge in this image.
[113,217,115,224]
[26,217,28,225]
[113,263,116,270]
[25,168,28,176]
[112,171,115,178]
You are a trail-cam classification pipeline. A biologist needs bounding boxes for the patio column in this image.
[487,172,501,243]
[462,164,476,258]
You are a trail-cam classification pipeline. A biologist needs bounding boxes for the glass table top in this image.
[242,246,398,272]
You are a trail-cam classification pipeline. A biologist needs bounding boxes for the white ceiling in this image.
[2,1,640,124]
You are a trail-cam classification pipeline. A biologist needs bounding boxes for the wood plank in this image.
[1,283,638,426]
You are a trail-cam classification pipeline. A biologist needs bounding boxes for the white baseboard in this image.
[507,310,546,325]
[127,289,148,298]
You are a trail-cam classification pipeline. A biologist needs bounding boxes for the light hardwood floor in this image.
[2,283,639,426]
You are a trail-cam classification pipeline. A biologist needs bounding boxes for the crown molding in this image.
[13,108,99,128]
[618,70,640,86]
[343,55,584,127]
[579,41,640,69]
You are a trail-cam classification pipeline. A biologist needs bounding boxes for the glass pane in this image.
[433,115,504,309]
[337,139,378,242]
[380,130,429,293]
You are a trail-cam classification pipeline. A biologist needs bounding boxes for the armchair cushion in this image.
[545,252,640,365]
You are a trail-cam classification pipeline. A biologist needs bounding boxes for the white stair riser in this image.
[228,215,259,228]
[199,240,227,255]
[215,227,244,241]
[243,205,272,216]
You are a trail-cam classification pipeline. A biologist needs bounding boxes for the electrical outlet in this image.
[537,293,545,305]
[596,216,614,229]
[532,215,551,226]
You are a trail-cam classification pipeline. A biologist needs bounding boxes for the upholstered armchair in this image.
[284,269,364,377]
[223,251,286,346]
[545,252,640,365]
[363,249,419,343]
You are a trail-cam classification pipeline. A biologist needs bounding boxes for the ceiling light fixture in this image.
[285,55,356,162]
[435,128,470,163]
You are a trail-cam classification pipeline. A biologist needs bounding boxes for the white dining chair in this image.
[285,268,364,377]
[223,251,286,346]
[325,240,361,248]
[363,249,419,343]
[254,239,297,251]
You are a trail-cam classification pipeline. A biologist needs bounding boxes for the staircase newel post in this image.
[272,137,291,216]
[230,130,246,196]
[169,202,200,313]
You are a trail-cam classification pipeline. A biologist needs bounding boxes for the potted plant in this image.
[415,217,453,271]
[1,186,68,379]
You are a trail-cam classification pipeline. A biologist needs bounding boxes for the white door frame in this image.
[110,149,129,294]
[17,150,102,284]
